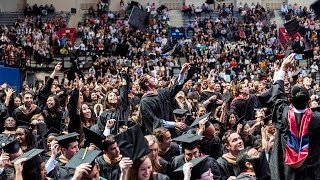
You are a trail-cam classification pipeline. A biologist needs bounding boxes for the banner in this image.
[0,66,22,92]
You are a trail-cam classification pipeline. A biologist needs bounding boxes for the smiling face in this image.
[138,157,153,180]
[225,133,244,154]
[81,104,92,119]
[46,96,55,109]
[107,92,118,104]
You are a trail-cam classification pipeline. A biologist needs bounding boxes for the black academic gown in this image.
[230,94,259,121]
[258,80,320,180]
[12,106,42,124]
[159,142,180,162]
[140,79,188,135]
[48,156,74,180]
[169,154,222,180]
[217,155,239,179]
[96,155,121,180]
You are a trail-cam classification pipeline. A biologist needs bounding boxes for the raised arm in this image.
[37,63,62,109]
[168,63,191,99]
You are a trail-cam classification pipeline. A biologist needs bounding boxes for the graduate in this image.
[168,133,222,180]
[258,53,320,180]
[139,63,191,134]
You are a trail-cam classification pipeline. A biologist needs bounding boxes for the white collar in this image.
[293,107,307,113]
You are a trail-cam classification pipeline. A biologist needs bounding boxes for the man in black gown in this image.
[168,133,222,180]
[258,53,320,180]
[139,63,191,134]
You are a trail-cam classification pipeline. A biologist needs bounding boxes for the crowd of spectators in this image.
[0,4,69,67]
[1,1,320,180]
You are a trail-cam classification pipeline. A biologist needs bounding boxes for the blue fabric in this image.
[286,131,309,153]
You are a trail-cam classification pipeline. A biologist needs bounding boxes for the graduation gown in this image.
[12,105,42,124]
[140,79,187,135]
[169,154,222,180]
[159,142,180,162]
[230,94,258,121]
[258,80,320,180]
[48,155,74,180]
[96,155,121,180]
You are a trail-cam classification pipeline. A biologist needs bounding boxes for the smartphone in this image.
[294,54,304,60]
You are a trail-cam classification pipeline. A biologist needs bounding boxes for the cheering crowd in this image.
[1,1,320,180]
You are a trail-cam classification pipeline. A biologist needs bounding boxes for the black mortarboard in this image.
[311,0,320,17]
[128,7,150,30]
[172,133,203,150]
[56,132,79,146]
[231,116,245,130]
[174,155,209,172]
[205,0,214,4]
[173,109,188,117]
[187,66,201,79]
[114,44,129,57]
[0,135,20,154]
[17,120,35,129]
[190,113,211,127]
[37,123,48,139]
[211,120,226,133]
[43,127,60,139]
[284,19,300,35]
[83,127,106,150]
[11,149,44,164]
[115,125,150,161]
[157,5,167,11]
[131,1,139,7]
[65,148,102,169]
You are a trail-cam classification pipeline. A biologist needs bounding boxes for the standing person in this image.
[258,53,320,180]
[310,62,318,81]
[139,63,191,135]
[230,83,259,122]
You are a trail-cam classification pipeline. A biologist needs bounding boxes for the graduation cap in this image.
[11,148,44,164]
[211,120,226,133]
[311,0,320,17]
[187,66,201,80]
[174,155,209,172]
[172,133,203,150]
[17,120,35,129]
[65,148,102,169]
[173,109,188,118]
[205,0,214,4]
[56,132,79,146]
[128,7,150,31]
[284,19,300,35]
[83,127,106,150]
[114,44,129,57]
[43,127,60,139]
[130,1,139,7]
[0,135,20,154]
[115,125,149,161]
[37,123,48,139]
[190,113,211,127]
[157,5,167,11]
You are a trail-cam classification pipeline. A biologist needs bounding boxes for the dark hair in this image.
[104,134,116,149]
[22,155,43,180]
[190,157,211,179]
[236,147,252,173]
[222,130,237,145]
[289,84,310,110]
[17,126,36,151]
[44,95,62,114]
[22,91,34,98]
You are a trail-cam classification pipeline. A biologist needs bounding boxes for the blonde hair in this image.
[144,135,162,173]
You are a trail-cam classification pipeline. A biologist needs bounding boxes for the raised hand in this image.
[73,163,92,180]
